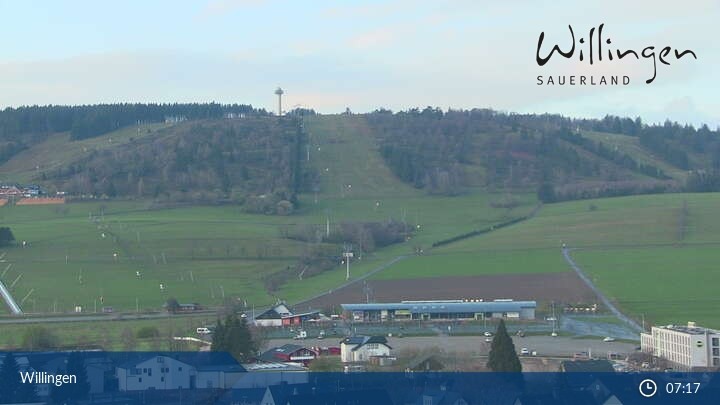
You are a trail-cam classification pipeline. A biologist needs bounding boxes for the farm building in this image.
[341,299,536,322]
[254,303,294,327]
[254,303,321,327]
[281,311,321,326]
[258,344,318,365]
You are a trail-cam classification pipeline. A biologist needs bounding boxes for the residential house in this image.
[340,336,391,363]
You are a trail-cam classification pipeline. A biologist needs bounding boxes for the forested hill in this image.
[0,103,263,164]
[48,117,309,212]
[366,108,720,201]
[2,103,720,206]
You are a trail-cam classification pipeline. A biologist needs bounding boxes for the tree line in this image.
[0,103,263,141]
[265,219,414,292]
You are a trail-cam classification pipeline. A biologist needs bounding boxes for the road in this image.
[562,247,643,333]
[0,310,218,325]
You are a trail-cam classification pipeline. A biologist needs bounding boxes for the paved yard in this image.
[268,334,637,358]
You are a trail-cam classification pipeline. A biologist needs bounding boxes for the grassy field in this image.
[371,192,720,329]
[276,115,537,301]
[0,202,302,313]
[3,113,717,339]
[0,115,536,317]
[573,246,720,328]
[0,315,217,350]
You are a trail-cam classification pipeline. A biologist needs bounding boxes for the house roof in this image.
[222,387,266,404]
[284,310,320,318]
[286,388,393,405]
[259,344,315,362]
[267,383,314,404]
[406,353,444,371]
[255,303,293,320]
[196,364,246,373]
[341,336,391,351]
[117,352,241,370]
[561,360,615,373]
[241,362,308,372]
[421,389,466,405]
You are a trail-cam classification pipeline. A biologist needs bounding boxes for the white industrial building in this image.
[116,355,245,391]
[641,322,720,370]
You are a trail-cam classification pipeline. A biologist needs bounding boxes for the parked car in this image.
[603,336,616,342]
[520,348,530,355]
[484,332,493,337]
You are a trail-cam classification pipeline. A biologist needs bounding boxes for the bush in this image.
[275,200,294,215]
[136,326,160,339]
[21,326,59,350]
[0,227,15,247]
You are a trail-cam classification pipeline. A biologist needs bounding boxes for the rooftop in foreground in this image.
[654,322,720,335]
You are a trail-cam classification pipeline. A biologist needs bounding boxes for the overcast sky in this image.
[1,0,718,126]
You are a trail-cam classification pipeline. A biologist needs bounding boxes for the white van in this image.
[196,327,212,335]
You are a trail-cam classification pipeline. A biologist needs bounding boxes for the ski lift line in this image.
[0,277,22,315]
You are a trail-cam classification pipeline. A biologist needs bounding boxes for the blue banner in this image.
[0,351,718,404]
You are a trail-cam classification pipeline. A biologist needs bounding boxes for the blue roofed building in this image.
[341,299,536,322]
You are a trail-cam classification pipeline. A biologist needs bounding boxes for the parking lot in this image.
[268,334,638,358]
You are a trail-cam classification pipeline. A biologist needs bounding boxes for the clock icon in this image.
[639,379,657,398]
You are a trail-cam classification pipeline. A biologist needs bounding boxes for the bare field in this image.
[299,272,597,311]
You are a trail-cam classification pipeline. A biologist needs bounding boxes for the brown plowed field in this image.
[299,272,597,310]
[16,197,65,205]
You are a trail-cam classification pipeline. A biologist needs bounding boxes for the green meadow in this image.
[2,114,718,332]
[373,192,720,328]
[0,115,535,315]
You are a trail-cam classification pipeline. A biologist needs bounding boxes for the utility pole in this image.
[325,209,331,238]
[641,314,645,331]
[343,244,354,280]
